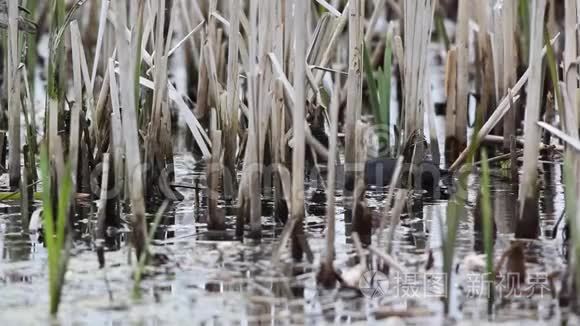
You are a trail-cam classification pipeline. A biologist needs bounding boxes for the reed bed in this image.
[2,0,580,322]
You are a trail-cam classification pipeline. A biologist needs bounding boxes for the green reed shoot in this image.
[544,26,564,121]
[40,145,72,315]
[442,94,485,314]
[363,33,392,154]
[563,156,580,299]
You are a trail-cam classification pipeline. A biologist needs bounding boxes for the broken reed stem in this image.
[368,245,407,274]
[517,0,546,237]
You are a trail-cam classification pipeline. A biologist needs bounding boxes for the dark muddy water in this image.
[0,151,574,325]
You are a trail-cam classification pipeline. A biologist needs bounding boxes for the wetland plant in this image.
[40,145,73,316]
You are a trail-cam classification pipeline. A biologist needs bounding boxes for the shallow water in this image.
[0,150,573,325]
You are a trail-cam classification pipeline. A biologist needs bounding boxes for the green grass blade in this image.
[379,33,392,151]
[55,163,72,254]
[563,157,580,294]
[518,0,530,66]
[363,42,381,124]
[544,26,564,123]
[40,145,58,314]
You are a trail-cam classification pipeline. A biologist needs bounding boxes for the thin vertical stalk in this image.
[224,0,241,200]
[325,77,340,268]
[454,0,468,151]
[517,0,546,238]
[564,0,578,128]
[70,21,83,189]
[7,0,21,188]
[290,0,308,256]
[344,0,363,191]
[112,0,148,259]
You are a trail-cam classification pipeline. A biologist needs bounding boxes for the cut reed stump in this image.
[207,111,225,231]
[516,0,546,239]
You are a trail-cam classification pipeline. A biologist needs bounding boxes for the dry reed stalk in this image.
[242,0,262,239]
[256,1,274,174]
[317,75,340,288]
[7,0,21,189]
[90,0,109,90]
[501,0,517,151]
[267,56,331,163]
[402,0,434,164]
[453,0,468,152]
[195,41,210,122]
[290,0,308,259]
[325,77,340,267]
[516,0,546,239]
[272,79,288,225]
[565,0,578,128]
[224,0,241,201]
[107,60,125,206]
[145,0,178,200]
[96,153,110,268]
[444,47,458,163]
[344,0,363,193]
[309,3,349,103]
[491,5,505,103]
[111,0,147,259]
[473,1,496,132]
[448,34,560,172]
[208,109,224,230]
[352,122,371,245]
[424,66,440,165]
